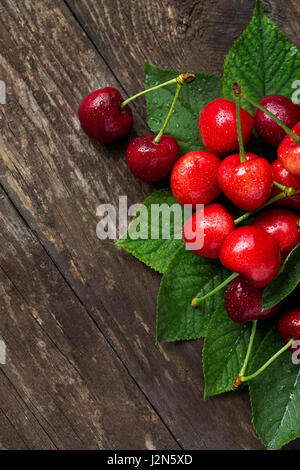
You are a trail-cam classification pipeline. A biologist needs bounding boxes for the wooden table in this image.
[0,0,299,450]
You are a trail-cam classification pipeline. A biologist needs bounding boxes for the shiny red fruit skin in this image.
[278,308,300,353]
[199,98,254,156]
[78,87,133,142]
[171,151,221,208]
[271,160,300,211]
[278,122,300,177]
[126,135,179,182]
[225,276,281,323]
[182,203,235,258]
[217,153,273,211]
[253,208,300,259]
[255,95,300,147]
[220,226,281,288]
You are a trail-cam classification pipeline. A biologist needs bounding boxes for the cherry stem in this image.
[234,191,292,225]
[154,83,181,144]
[240,337,294,384]
[233,84,246,163]
[233,82,300,144]
[192,272,239,308]
[154,73,196,144]
[120,73,195,112]
[233,321,257,388]
[273,181,287,192]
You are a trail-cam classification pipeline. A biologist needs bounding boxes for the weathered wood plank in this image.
[1,0,299,449]
[65,0,300,107]
[0,188,179,450]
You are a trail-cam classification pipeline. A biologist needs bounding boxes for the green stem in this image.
[273,181,287,192]
[241,91,300,144]
[120,78,178,110]
[233,321,257,388]
[234,88,246,163]
[234,192,287,225]
[192,272,239,308]
[241,338,294,383]
[120,73,195,111]
[154,83,182,144]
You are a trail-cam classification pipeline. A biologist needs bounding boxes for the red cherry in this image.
[271,160,300,211]
[171,151,221,208]
[217,153,273,211]
[182,203,235,258]
[198,98,254,156]
[278,308,300,353]
[78,87,133,142]
[278,122,300,177]
[126,135,179,182]
[220,226,281,288]
[225,276,281,323]
[255,95,300,147]
[253,208,300,259]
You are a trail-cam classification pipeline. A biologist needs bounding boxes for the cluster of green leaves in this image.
[116,1,300,450]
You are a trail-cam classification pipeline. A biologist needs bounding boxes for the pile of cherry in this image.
[78,75,300,371]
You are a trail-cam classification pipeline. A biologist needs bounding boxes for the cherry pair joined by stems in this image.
[126,73,195,182]
[78,74,194,144]
[216,84,274,212]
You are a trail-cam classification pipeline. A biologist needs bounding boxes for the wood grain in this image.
[0,0,299,449]
[0,187,179,449]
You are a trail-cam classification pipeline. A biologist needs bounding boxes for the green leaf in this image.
[145,63,222,154]
[203,301,270,399]
[223,0,300,112]
[116,188,184,274]
[156,246,229,342]
[250,327,300,450]
[262,243,300,311]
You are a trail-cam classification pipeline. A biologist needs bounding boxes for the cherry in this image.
[217,153,273,211]
[125,73,195,182]
[253,208,300,259]
[220,226,281,288]
[126,135,179,182]
[182,203,235,258]
[78,87,133,142]
[225,275,281,323]
[271,160,300,211]
[255,95,300,147]
[171,151,221,208]
[278,308,300,353]
[278,121,300,177]
[198,98,254,156]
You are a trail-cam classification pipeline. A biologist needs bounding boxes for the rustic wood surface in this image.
[0,0,299,450]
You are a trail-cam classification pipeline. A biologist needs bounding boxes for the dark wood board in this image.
[0,0,299,450]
